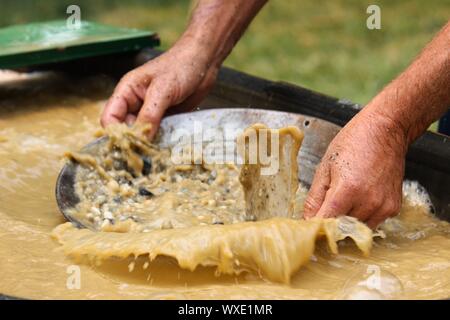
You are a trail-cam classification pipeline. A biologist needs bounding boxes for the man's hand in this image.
[101,39,218,138]
[101,0,267,139]
[304,110,407,229]
[304,22,449,228]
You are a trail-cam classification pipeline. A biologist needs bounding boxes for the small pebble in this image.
[104,211,114,220]
[141,156,152,175]
[161,220,173,229]
[139,187,154,197]
[101,219,110,229]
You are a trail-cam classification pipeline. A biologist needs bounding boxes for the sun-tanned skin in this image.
[101,0,450,228]
[101,0,267,137]
[303,23,450,228]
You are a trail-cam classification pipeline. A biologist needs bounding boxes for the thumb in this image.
[136,81,173,140]
[303,162,330,219]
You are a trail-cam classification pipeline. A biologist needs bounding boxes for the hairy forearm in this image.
[365,21,450,145]
[174,0,267,67]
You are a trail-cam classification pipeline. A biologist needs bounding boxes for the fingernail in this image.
[125,115,137,126]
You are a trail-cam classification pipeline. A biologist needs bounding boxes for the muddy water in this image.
[0,72,449,299]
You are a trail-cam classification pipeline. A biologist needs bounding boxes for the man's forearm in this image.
[176,0,267,67]
[365,22,450,145]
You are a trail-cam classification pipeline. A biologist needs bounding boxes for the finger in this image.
[366,209,390,230]
[303,162,331,219]
[136,82,173,139]
[348,201,382,223]
[101,73,147,127]
[315,183,354,219]
[101,94,131,126]
[366,200,401,229]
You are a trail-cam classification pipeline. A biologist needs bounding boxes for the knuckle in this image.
[386,199,401,216]
[367,195,382,210]
[392,201,401,214]
[120,71,135,84]
[304,197,320,214]
[140,107,160,123]
[121,69,146,86]
[114,78,135,97]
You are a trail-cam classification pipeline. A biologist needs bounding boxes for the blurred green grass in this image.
[1,0,449,112]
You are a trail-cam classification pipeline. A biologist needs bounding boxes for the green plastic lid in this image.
[0,20,159,69]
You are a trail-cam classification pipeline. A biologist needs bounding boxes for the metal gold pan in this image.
[55,108,341,229]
